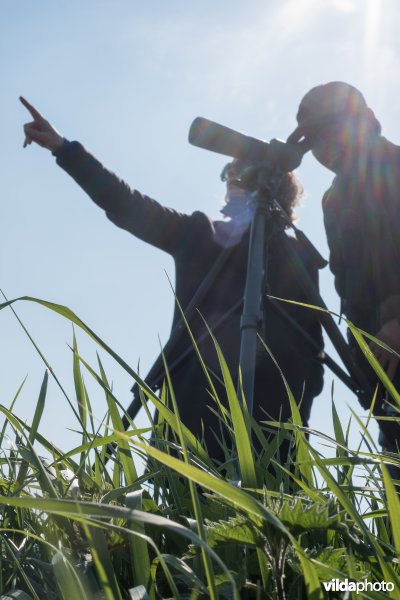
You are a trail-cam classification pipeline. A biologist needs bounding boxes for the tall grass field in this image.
[0,296,400,599]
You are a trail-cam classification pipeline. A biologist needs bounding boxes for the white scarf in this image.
[214,187,256,247]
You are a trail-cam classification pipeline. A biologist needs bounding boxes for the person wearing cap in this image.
[20,96,324,466]
[288,81,400,451]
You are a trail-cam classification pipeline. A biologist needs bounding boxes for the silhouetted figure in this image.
[21,97,324,464]
[288,81,400,452]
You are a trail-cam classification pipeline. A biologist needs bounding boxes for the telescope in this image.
[188,117,309,172]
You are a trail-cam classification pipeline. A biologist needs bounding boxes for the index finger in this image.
[19,96,44,121]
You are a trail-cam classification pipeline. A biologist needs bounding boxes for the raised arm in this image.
[20,97,195,255]
[20,97,64,154]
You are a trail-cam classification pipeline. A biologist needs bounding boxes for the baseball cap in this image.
[287,82,369,144]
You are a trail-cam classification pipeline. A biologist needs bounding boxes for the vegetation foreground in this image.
[1,296,400,599]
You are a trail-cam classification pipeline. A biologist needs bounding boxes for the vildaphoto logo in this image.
[322,578,395,593]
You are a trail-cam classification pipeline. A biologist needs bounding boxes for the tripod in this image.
[237,162,369,417]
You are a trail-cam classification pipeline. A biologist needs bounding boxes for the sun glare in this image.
[363,0,381,71]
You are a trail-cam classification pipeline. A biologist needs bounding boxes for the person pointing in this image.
[21,96,324,465]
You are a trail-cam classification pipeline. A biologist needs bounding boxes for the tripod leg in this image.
[237,192,270,416]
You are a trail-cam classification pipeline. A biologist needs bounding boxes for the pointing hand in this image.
[20,96,64,153]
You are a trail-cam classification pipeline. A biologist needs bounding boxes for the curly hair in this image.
[275,170,303,224]
[222,159,303,224]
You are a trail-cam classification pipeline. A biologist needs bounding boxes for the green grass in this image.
[0,296,400,599]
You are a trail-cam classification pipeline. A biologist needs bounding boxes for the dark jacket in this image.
[323,137,400,335]
[57,141,324,460]
[323,138,400,452]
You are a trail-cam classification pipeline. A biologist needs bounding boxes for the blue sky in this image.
[2,0,400,463]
